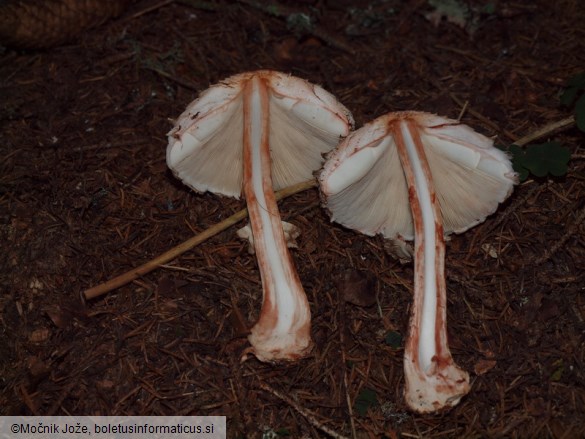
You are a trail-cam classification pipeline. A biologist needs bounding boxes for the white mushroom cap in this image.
[167,70,354,199]
[319,111,518,240]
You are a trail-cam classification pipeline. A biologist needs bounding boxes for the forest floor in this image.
[1,0,584,437]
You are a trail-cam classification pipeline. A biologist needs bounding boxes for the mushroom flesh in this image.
[319,111,516,412]
[167,70,353,362]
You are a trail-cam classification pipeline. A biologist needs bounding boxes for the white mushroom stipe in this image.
[399,121,438,373]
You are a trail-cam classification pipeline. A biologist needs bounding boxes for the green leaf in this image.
[509,142,570,180]
[547,146,571,176]
[354,388,378,416]
[566,72,585,89]
[550,359,564,382]
[575,93,585,132]
[515,166,529,182]
[560,72,585,107]
[384,331,403,348]
[482,2,496,14]
[522,144,551,177]
[531,142,570,177]
[509,144,524,157]
[560,86,579,107]
[509,144,529,181]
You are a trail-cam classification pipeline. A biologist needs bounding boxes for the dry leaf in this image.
[29,328,51,343]
[473,358,497,375]
[336,269,377,307]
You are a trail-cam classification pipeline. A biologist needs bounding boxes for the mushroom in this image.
[319,111,516,412]
[167,70,353,362]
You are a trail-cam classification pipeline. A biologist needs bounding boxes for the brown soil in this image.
[1,0,584,437]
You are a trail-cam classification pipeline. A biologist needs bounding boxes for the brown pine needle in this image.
[534,201,585,265]
[82,179,318,300]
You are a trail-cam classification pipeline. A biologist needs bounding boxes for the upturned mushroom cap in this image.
[319,111,517,240]
[167,70,354,199]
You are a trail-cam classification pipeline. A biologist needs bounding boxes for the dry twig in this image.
[258,381,351,439]
[337,294,357,439]
[512,115,576,146]
[83,180,317,300]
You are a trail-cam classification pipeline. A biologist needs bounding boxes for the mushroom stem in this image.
[394,120,470,413]
[241,76,313,362]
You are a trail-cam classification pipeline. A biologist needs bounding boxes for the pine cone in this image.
[0,0,132,49]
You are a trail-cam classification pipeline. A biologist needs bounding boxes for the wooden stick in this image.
[258,381,351,439]
[513,115,575,146]
[82,180,317,300]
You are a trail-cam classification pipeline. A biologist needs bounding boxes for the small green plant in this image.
[550,358,564,382]
[384,330,403,349]
[354,387,378,416]
[261,427,291,439]
[509,142,571,182]
[560,72,585,132]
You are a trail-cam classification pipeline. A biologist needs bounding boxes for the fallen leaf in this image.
[96,380,115,391]
[159,299,178,311]
[481,243,499,258]
[474,358,497,375]
[336,269,377,307]
[29,328,51,343]
[538,298,561,321]
[45,306,71,329]
[425,0,470,29]
[26,356,50,378]
[157,276,176,295]
[525,397,547,417]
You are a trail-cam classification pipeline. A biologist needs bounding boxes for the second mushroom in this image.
[167,70,353,362]
[319,111,517,412]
